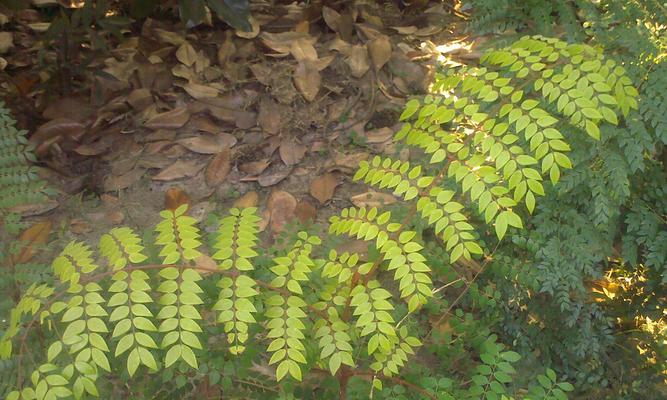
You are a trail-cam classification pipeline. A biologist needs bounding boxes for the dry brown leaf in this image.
[295,201,317,223]
[322,6,341,32]
[172,64,198,82]
[365,127,393,143]
[235,16,260,39]
[350,191,397,208]
[392,26,418,35]
[31,118,86,145]
[217,31,237,66]
[258,97,282,135]
[368,35,392,72]
[153,160,204,181]
[145,107,190,129]
[178,134,235,154]
[346,45,370,78]
[195,253,218,276]
[126,88,153,111]
[205,149,231,186]
[267,190,297,234]
[0,32,13,54]
[234,191,258,208]
[260,32,315,56]
[164,187,191,211]
[103,168,144,192]
[70,218,92,234]
[153,28,187,45]
[12,221,51,264]
[310,173,338,204]
[182,83,219,99]
[73,142,109,156]
[294,61,320,102]
[250,63,272,85]
[290,38,318,62]
[279,142,307,166]
[258,166,291,187]
[240,160,270,175]
[176,42,197,67]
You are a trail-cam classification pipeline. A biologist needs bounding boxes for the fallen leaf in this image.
[240,160,270,175]
[126,88,153,110]
[279,142,307,166]
[194,253,218,276]
[153,28,187,46]
[182,83,219,99]
[258,166,291,187]
[235,16,260,39]
[0,31,13,54]
[267,190,297,234]
[176,42,197,67]
[217,31,236,65]
[260,32,315,56]
[392,26,418,35]
[310,173,338,204]
[250,63,272,85]
[346,45,370,78]
[153,160,204,181]
[103,168,145,192]
[290,38,318,62]
[165,187,191,211]
[350,191,397,208]
[107,210,125,224]
[178,134,236,154]
[368,35,392,72]
[234,191,259,208]
[145,107,190,129]
[294,61,320,102]
[258,97,282,135]
[70,219,92,234]
[31,118,86,144]
[190,201,216,223]
[322,6,341,32]
[365,127,393,143]
[12,221,51,264]
[295,201,317,223]
[205,149,231,186]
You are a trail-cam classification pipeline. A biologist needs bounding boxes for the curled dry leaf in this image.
[260,32,315,57]
[346,45,370,78]
[103,168,145,192]
[350,191,397,208]
[178,133,236,154]
[294,61,320,102]
[310,173,338,204]
[153,159,204,181]
[240,159,270,175]
[31,118,86,144]
[176,42,197,67]
[235,16,260,39]
[368,35,392,72]
[12,221,51,264]
[144,107,190,129]
[289,38,318,62]
[267,190,297,234]
[164,186,191,212]
[279,142,307,166]
[234,191,259,208]
[205,149,231,187]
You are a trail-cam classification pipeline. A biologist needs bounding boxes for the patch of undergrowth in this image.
[1,34,662,400]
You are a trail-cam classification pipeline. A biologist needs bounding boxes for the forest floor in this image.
[1,1,487,255]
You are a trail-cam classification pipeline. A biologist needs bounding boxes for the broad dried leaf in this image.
[260,32,315,56]
[165,187,191,211]
[310,173,338,204]
[365,127,393,143]
[346,45,370,78]
[258,166,291,187]
[322,6,341,32]
[12,221,51,264]
[350,191,397,208]
[267,190,297,234]
[32,118,86,144]
[103,168,145,192]
[127,88,154,111]
[145,107,190,129]
[205,149,231,186]
[176,42,197,67]
[195,253,218,276]
[295,201,317,223]
[0,32,13,54]
[258,97,282,135]
[240,160,270,175]
[279,142,307,166]
[178,134,236,154]
[234,191,259,208]
[290,38,318,62]
[217,31,237,66]
[294,61,320,102]
[368,35,392,71]
[183,83,219,99]
[235,16,260,39]
[153,160,204,181]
